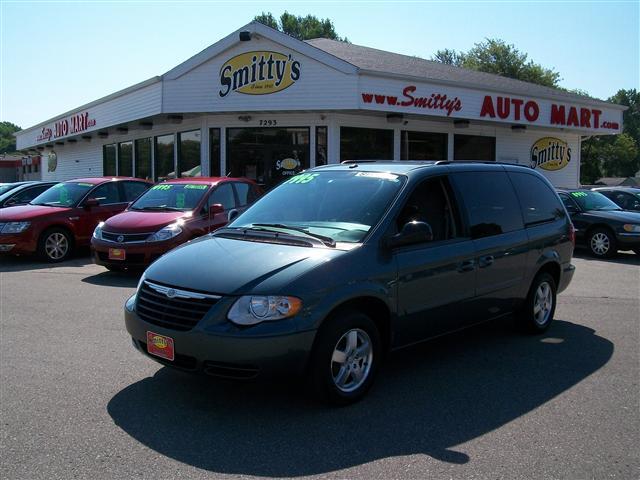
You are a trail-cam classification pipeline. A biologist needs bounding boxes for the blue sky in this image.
[1,0,638,129]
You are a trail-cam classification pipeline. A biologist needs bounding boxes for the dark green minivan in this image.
[124,161,575,404]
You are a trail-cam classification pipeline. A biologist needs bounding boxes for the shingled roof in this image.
[305,38,617,108]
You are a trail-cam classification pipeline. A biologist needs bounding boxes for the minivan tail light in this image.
[568,222,576,246]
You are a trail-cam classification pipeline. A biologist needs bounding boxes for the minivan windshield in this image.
[570,191,621,211]
[30,182,94,207]
[229,170,404,244]
[130,183,210,212]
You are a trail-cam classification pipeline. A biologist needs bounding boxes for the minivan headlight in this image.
[1,222,31,234]
[147,224,182,242]
[622,224,640,233]
[227,295,302,325]
[93,222,104,240]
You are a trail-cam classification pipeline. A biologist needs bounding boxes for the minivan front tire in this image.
[519,272,557,333]
[309,310,381,405]
[588,227,616,258]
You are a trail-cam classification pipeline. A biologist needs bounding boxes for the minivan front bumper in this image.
[124,301,317,379]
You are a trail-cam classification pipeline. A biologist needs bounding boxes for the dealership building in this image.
[15,22,625,189]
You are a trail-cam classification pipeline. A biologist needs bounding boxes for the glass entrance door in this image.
[226,127,309,190]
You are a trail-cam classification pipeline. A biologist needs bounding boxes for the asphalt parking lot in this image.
[1,250,638,479]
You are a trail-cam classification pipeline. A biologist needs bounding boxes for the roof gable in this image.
[163,22,357,81]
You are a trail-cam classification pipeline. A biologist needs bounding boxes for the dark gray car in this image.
[124,161,575,404]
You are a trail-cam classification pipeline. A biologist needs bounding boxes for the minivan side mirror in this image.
[227,208,240,222]
[386,221,434,249]
[83,198,99,208]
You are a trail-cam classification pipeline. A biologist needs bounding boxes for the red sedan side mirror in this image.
[84,198,99,208]
[210,203,224,215]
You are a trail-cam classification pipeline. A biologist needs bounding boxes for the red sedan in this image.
[0,177,151,262]
[91,177,261,271]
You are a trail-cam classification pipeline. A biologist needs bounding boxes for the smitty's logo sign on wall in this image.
[219,51,301,97]
[530,137,571,171]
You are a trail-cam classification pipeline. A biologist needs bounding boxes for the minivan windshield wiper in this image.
[249,223,336,248]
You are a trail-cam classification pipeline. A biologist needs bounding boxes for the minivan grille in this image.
[136,281,220,331]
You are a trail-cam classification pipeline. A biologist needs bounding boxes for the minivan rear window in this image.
[453,171,524,238]
[508,172,565,226]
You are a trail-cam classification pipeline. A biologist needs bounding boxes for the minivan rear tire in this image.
[309,310,381,405]
[518,272,557,333]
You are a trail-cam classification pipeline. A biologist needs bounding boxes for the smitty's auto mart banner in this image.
[358,75,623,134]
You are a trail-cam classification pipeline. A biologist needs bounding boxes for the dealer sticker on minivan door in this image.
[146,331,175,361]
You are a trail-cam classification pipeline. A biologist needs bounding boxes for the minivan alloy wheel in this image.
[533,281,553,326]
[330,328,373,393]
[45,232,69,260]
[590,232,610,256]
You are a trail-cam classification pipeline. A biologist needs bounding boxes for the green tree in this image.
[432,39,561,88]
[581,89,640,184]
[254,11,348,42]
[0,121,21,154]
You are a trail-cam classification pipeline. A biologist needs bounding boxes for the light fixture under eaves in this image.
[386,113,404,124]
[82,135,92,142]
[98,131,109,138]
[511,125,527,133]
[116,127,129,134]
[239,31,252,41]
[238,115,252,122]
[167,114,183,124]
[139,121,153,130]
[67,138,77,143]
[454,119,470,128]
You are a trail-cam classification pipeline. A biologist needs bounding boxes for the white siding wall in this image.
[17,82,162,149]
[162,38,358,113]
[44,111,581,188]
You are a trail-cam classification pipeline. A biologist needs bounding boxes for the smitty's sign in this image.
[219,51,301,97]
[530,137,571,171]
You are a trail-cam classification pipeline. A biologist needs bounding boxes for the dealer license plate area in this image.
[146,331,175,361]
[108,248,126,261]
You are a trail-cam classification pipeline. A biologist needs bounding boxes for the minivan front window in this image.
[570,191,621,211]
[130,183,210,212]
[30,182,94,207]
[229,170,404,244]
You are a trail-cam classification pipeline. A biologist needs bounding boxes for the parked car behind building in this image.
[591,187,640,212]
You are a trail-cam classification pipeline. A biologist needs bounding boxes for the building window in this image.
[135,137,152,180]
[103,144,117,176]
[118,141,133,177]
[34,163,39,173]
[209,128,221,177]
[154,134,175,181]
[340,127,393,161]
[178,129,201,177]
[454,134,496,161]
[316,126,328,166]
[227,127,310,190]
[401,131,447,160]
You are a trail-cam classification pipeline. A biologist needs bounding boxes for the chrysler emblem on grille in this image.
[117,235,125,243]
[166,289,177,298]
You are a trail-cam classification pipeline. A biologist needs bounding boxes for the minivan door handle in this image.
[457,259,476,273]
[479,255,494,268]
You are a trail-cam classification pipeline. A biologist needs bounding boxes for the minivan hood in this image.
[104,210,189,233]
[583,209,640,223]
[0,204,70,221]
[144,235,348,295]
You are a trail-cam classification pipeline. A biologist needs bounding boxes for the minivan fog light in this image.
[228,295,302,325]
